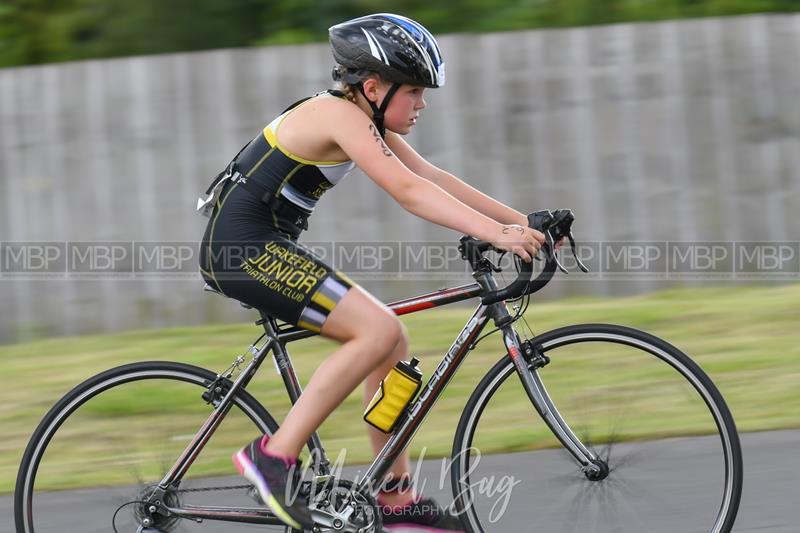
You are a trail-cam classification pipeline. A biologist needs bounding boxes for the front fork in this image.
[501,326,605,478]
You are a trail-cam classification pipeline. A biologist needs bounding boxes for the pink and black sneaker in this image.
[232,435,314,530]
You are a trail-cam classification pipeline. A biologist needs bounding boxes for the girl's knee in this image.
[370,314,405,358]
[320,287,408,361]
[393,322,410,357]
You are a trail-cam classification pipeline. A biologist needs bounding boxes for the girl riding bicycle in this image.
[199,13,544,532]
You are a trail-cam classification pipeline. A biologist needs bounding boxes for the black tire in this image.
[15,361,282,533]
[451,324,742,533]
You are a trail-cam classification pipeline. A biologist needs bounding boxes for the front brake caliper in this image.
[521,339,550,369]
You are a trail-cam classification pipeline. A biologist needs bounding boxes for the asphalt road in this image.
[3,429,798,533]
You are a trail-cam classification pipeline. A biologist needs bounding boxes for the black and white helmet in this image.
[329,13,445,88]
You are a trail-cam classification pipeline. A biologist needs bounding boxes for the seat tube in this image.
[157,337,274,490]
[262,317,331,474]
[501,327,597,467]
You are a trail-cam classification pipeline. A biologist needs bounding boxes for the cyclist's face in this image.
[360,78,428,135]
[383,84,427,135]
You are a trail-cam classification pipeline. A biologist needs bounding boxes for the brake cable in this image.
[469,252,536,350]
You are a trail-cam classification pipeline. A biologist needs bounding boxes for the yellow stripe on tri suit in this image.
[205,182,242,294]
[311,291,337,313]
[262,125,346,167]
[297,320,322,333]
[261,97,350,167]
[232,92,356,216]
[335,271,356,288]
[245,145,276,178]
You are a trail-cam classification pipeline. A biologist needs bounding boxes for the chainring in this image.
[308,477,383,532]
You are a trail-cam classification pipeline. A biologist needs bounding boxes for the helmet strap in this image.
[357,81,402,138]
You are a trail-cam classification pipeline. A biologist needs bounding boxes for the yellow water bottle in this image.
[364,358,423,433]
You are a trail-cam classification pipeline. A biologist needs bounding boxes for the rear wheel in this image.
[451,324,742,533]
[15,361,289,533]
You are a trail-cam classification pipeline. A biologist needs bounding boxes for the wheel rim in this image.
[453,328,741,533]
[16,364,281,533]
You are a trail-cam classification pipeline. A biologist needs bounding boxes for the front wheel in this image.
[14,361,286,533]
[451,324,742,533]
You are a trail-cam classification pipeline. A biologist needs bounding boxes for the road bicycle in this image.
[15,209,742,533]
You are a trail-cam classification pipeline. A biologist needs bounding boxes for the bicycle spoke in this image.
[16,362,285,533]
[452,325,741,533]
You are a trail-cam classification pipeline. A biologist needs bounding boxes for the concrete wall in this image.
[1,14,799,342]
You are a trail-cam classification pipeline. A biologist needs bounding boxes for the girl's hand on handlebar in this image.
[490,224,545,263]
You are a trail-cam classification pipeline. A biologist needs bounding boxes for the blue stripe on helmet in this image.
[381,14,423,41]
[379,13,442,66]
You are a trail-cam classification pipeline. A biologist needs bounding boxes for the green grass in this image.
[2,283,799,493]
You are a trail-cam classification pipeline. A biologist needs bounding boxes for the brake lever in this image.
[568,231,589,273]
[546,231,568,274]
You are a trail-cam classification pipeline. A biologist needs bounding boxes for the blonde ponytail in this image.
[342,84,357,103]
[333,79,358,103]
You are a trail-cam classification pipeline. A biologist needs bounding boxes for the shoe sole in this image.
[233,449,303,530]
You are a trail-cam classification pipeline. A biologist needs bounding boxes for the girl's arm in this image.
[386,132,527,226]
[324,100,542,261]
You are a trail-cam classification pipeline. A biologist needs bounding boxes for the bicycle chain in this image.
[174,484,252,493]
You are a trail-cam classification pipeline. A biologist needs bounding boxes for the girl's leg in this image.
[252,281,460,529]
[264,285,409,461]
[363,333,419,506]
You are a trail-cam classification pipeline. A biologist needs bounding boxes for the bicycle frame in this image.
[148,275,598,527]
